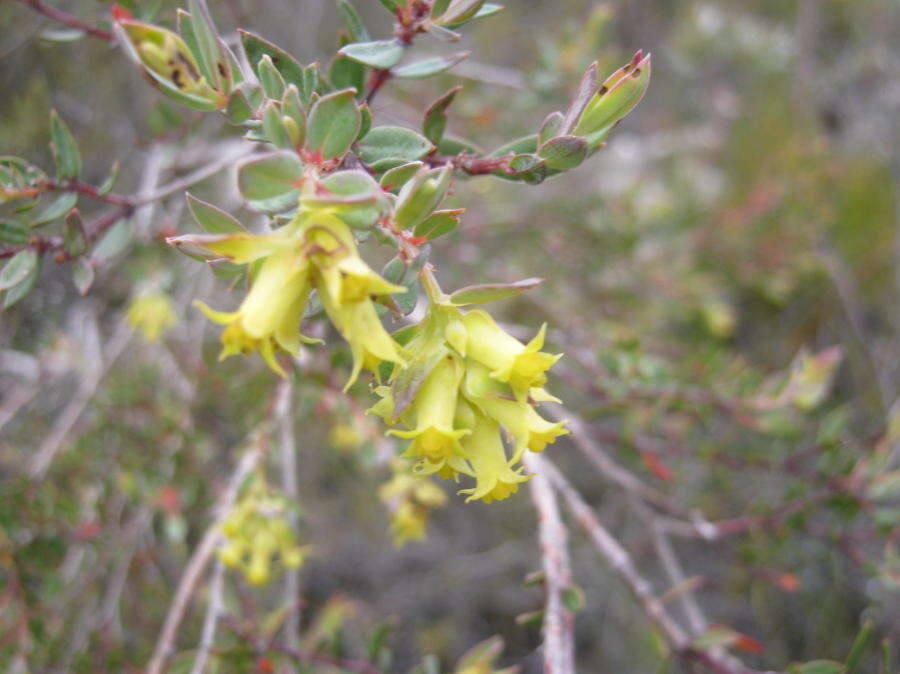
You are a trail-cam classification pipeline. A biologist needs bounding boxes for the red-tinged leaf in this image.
[641,451,674,482]
[562,61,598,133]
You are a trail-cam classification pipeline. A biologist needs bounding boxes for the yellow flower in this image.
[458,411,530,503]
[378,470,447,546]
[462,310,561,397]
[319,291,406,390]
[195,250,314,377]
[127,291,177,341]
[388,354,471,478]
[301,214,406,388]
[475,395,568,457]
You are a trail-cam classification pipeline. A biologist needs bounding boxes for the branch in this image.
[146,444,265,674]
[18,0,115,41]
[276,378,302,660]
[534,454,774,674]
[524,454,576,674]
[189,559,225,674]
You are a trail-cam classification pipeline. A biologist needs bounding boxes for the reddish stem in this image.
[19,0,114,41]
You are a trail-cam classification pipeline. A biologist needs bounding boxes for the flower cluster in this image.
[171,198,404,384]
[126,290,177,342]
[369,297,568,504]
[378,463,448,546]
[218,478,306,586]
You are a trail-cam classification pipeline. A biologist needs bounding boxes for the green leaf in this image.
[30,192,77,227]
[328,55,366,95]
[380,161,424,192]
[239,30,309,95]
[236,152,303,213]
[561,585,585,613]
[186,193,247,233]
[143,67,219,111]
[225,84,255,124]
[377,0,405,11]
[336,0,371,42]
[457,636,504,669]
[357,126,434,166]
[538,135,588,170]
[257,54,287,99]
[394,166,451,230]
[63,209,87,258]
[339,40,404,70]
[39,28,86,42]
[393,52,468,79]
[412,208,462,240]
[302,170,386,229]
[306,89,361,160]
[490,134,538,157]
[71,257,94,295]
[444,2,504,28]
[0,249,38,291]
[0,221,29,245]
[845,620,873,673]
[97,161,120,196]
[357,102,372,140]
[2,252,40,308]
[262,101,294,149]
[789,661,846,674]
[187,0,226,90]
[434,0,487,26]
[423,86,461,145]
[450,277,542,305]
[50,110,81,180]
[561,61,598,133]
[91,220,132,262]
[538,110,565,146]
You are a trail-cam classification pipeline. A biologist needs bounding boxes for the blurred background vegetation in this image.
[1,0,898,672]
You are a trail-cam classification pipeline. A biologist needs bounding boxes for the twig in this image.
[18,0,115,41]
[524,453,576,674]
[535,454,772,674]
[190,559,226,674]
[549,407,689,518]
[146,444,265,674]
[632,499,707,636]
[276,378,302,660]
[28,312,131,478]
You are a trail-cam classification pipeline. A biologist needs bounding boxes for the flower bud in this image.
[573,51,651,145]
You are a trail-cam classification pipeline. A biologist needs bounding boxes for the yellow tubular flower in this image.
[302,214,406,388]
[127,291,177,341]
[195,250,314,377]
[319,290,406,390]
[458,412,530,504]
[389,354,471,478]
[461,310,561,397]
[378,470,447,546]
[472,395,569,458]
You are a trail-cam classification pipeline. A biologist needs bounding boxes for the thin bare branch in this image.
[146,444,265,674]
[524,453,576,674]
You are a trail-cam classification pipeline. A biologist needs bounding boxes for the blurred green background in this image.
[1,1,898,672]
